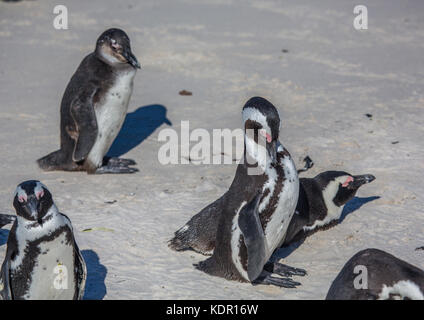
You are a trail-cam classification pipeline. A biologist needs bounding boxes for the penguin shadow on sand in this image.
[107,104,172,158]
[275,196,380,261]
[339,196,380,223]
[81,250,107,300]
[0,229,9,246]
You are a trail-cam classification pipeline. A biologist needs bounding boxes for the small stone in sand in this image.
[179,90,192,96]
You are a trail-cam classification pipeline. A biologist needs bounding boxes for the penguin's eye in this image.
[18,195,27,203]
[341,176,354,187]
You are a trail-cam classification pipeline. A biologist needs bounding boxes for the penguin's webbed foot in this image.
[264,262,307,277]
[253,274,301,288]
[95,164,139,174]
[103,157,137,167]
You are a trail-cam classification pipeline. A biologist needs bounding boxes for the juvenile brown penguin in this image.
[37,28,140,174]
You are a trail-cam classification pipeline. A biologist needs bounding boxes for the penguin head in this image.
[242,97,281,167]
[13,180,53,223]
[95,28,141,69]
[315,171,376,209]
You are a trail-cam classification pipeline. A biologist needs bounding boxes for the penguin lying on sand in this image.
[0,181,86,300]
[37,28,140,174]
[169,170,375,255]
[326,248,424,300]
[282,171,375,245]
[185,97,306,287]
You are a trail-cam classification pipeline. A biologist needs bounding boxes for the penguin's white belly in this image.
[24,233,76,300]
[264,155,299,252]
[87,70,135,167]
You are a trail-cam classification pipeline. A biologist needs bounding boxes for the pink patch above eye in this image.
[259,129,272,143]
[266,133,272,143]
[18,195,27,203]
[342,176,354,187]
[36,190,44,200]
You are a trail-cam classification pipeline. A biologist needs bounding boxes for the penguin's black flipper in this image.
[60,213,87,300]
[74,241,87,300]
[70,91,99,162]
[0,214,15,228]
[0,258,12,300]
[238,194,268,282]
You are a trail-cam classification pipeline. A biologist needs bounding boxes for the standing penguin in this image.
[0,181,86,300]
[283,171,376,245]
[193,97,306,287]
[326,248,424,300]
[37,28,140,174]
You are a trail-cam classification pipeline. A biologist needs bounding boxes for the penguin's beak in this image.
[123,46,141,69]
[351,174,375,188]
[25,196,39,219]
[267,140,278,166]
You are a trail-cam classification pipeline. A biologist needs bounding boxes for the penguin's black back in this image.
[283,177,327,244]
[326,248,424,300]
[59,53,115,157]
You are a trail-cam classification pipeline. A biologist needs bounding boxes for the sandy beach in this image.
[0,0,423,299]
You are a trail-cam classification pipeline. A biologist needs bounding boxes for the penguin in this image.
[326,248,424,300]
[37,28,141,174]
[190,97,306,287]
[0,181,87,300]
[169,169,375,255]
[283,171,376,245]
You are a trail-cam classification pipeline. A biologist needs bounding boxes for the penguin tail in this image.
[37,150,66,171]
[0,214,15,228]
[168,227,191,252]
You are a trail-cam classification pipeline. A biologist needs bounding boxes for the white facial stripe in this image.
[242,107,273,136]
[303,176,349,231]
[34,182,46,200]
[378,280,424,300]
[244,135,269,170]
[15,186,27,203]
[15,181,47,202]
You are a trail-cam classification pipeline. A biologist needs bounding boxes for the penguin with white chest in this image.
[37,28,140,174]
[0,181,86,300]
[326,248,424,300]
[283,171,376,245]
[194,97,306,287]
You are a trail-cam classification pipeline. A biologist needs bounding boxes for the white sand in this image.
[0,0,423,299]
